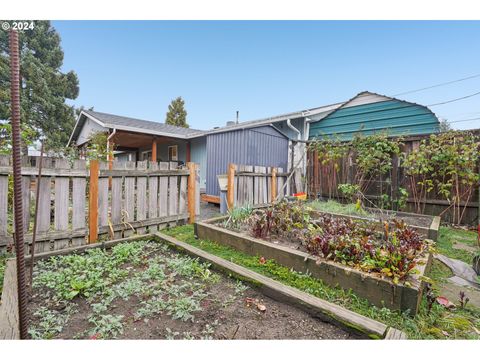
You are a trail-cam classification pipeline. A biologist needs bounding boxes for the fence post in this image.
[227,163,236,210]
[187,162,196,224]
[271,167,277,203]
[89,159,99,244]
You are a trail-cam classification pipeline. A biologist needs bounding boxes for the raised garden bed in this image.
[194,202,433,314]
[308,201,440,241]
[24,237,358,340]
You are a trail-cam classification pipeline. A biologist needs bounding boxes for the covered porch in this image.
[108,129,192,165]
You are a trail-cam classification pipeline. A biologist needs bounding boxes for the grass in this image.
[307,200,372,217]
[163,224,480,339]
[437,226,479,264]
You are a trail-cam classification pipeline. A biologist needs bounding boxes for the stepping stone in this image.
[435,254,479,285]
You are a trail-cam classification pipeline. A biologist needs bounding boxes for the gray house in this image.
[68,91,439,200]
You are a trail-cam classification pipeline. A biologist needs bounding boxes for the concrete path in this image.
[434,254,479,286]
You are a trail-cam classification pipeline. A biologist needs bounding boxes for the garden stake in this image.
[9,29,29,339]
[29,140,45,289]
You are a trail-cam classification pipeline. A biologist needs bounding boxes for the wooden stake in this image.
[227,163,236,210]
[271,167,277,203]
[187,162,196,224]
[89,160,99,243]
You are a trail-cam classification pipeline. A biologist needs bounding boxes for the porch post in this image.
[186,141,191,163]
[152,137,157,162]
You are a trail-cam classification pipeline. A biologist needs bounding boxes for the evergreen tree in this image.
[165,96,189,128]
[0,20,80,151]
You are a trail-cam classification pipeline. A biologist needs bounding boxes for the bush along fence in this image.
[307,130,480,225]
[0,155,200,254]
[226,163,289,210]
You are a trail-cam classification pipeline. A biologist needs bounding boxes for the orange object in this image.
[293,192,307,200]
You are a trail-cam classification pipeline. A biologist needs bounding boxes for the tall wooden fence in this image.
[307,135,480,225]
[0,155,200,254]
[227,164,289,209]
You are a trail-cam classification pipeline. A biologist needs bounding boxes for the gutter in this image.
[286,119,301,140]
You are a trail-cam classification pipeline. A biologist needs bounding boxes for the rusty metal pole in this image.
[29,140,44,289]
[9,29,29,339]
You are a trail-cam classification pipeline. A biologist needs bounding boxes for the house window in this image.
[168,145,178,161]
[141,150,152,161]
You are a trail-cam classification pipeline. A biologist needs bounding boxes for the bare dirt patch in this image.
[27,240,354,340]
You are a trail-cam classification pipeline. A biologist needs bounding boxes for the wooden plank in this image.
[277,167,285,199]
[271,167,277,203]
[111,161,124,239]
[0,166,88,177]
[384,327,408,340]
[88,160,99,244]
[0,155,9,239]
[237,164,245,207]
[168,162,178,227]
[253,166,260,205]
[201,194,220,204]
[37,158,52,239]
[54,159,70,250]
[123,161,136,237]
[187,162,195,223]
[148,161,159,233]
[98,162,109,229]
[245,165,254,206]
[158,162,169,229]
[72,160,86,247]
[99,169,190,177]
[136,161,148,234]
[179,169,188,215]
[21,175,31,233]
[195,163,200,216]
[227,163,235,210]
[258,166,267,205]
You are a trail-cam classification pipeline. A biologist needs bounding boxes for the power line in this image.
[393,73,480,96]
[427,90,480,107]
[447,116,480,124]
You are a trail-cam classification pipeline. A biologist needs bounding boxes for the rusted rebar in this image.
[29,140,44,289]
[9,29,29,339]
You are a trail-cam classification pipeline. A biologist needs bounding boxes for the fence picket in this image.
[98,161,109,230]
[54,159,70,250]
[72,159,86,247]
[158,162,169,229]
[111,161,124,239]
[123,161,136,237]
[136,161,147,234]
[168,162,178,227]
[0,155,9,242]
[148,161,159,233]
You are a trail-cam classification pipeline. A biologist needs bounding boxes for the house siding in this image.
[206,126,289,197]
[190,137,207,189]
[309,98,439,140]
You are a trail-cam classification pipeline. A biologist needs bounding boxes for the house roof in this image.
[191,102,345,138]
[68,110,205,145]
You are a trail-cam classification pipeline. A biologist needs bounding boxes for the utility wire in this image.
[427,91,480,107]
[393,73,480,96]
[446,116,480,124]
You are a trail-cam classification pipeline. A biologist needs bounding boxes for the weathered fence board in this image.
[0,156,9,241]
[136,161,148,235]
[0,158,200,253]
[123,161,136,237]
[158,162,169,230]
[148,161,159,233]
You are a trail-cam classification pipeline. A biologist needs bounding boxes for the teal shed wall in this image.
[308,99,439,140]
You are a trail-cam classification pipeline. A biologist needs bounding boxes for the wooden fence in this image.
[227,163,289,209]
[306,135,480,225]
[0,155,200,254]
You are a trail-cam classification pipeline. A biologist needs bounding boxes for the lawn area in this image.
[437,226,479,264]
[163,225,480,339]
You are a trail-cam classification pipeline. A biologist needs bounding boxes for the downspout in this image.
[286,119,301,194]
[107,128,117,160]
[107,128,116,188]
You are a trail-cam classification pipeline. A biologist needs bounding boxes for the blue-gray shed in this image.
[205,125,289,197]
